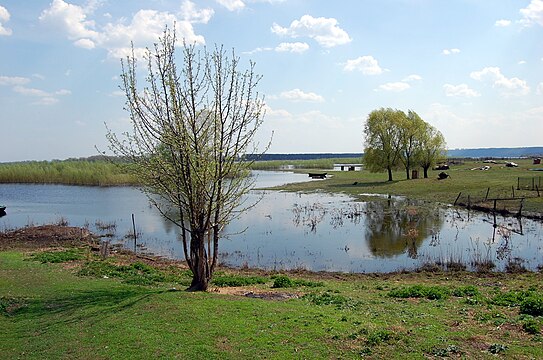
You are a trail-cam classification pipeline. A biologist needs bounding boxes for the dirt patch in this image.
[212,286,299,300]
[0,225,94,250]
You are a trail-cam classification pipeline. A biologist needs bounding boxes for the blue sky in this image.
[0,0,542,161]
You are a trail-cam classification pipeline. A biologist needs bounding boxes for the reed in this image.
[0,160,137,186]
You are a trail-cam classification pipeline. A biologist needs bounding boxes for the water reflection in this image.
[364,200,443,259]
[0,172,542,272]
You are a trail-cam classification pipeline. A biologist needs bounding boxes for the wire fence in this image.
[517,176,541,191]
[453,184,540,217]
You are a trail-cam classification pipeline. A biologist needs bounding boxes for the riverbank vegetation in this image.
[0,159,137,186]
[1,157,542,216]
[1,236,542,359]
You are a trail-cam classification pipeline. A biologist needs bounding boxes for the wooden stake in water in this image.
[132,213,137,253]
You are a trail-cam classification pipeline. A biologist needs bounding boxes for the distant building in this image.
[333,164,363,171]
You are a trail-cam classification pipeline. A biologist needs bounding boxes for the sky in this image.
[0,0,542,162]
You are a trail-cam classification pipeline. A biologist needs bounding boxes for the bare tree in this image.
[105,29,267,291]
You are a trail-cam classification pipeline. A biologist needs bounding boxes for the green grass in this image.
[1,249,543,359]
[270,158,543,215]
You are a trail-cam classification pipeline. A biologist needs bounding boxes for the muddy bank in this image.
[0,225,94,250]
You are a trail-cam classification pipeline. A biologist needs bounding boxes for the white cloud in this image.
[278,88,324,102]
[402,74,422,82]
[443,84,480,97]
[275,42,309,53]
[495,19,512,27]
[271,15,351,48]
[180,1,214,23]
[376,82,410,92]
[0,5,12,36]
[39,0,99,40]
[74,38,96,49]
[470,67,530,96]
[242,46,273,55]
[518,60,527,65]
[40,1,206,59]
[537,82,543,95]
[0,76,31,86]
[519,0,543,27]
[442,48,460,55]
[11,84,70,105]
[216,0,245,11]
[343,56,384,75]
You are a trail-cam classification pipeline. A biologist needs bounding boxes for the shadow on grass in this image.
[6,287,165,327]
[329,180,398,189]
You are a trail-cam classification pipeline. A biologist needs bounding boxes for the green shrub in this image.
[452,285,480,297]
[491,290,534,307]
[388,285,450,300]
[522,319,541,334]
[271,275,294,288]
[303,292,349,307]
[212,275,267,287]
[520,296,543,316]
[29,250,83,263]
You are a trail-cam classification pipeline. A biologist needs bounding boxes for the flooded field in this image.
[1,171,542,272]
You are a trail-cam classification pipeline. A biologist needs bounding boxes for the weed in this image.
[0,297,25,316]
[452,285,480,297]
[365,329,394,346]
[54,217,69,226]
[505,258,528,273]
[212,275,267,287]
[488,343,507,354]
[522,319,541,335]
[388,285,450,300]
[272,275,293,288]
[270,275,323,288]
[78,261,185,286]
[430,345,461,357]
[303,291,357,309]
[472,259,496,273]
[491,290,535,307]
[520,296,543,316]
[29,250,83,263]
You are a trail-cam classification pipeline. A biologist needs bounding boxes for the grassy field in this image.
[1,244,542,359]
[269,158,543,216]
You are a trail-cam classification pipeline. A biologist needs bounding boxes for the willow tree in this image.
[418,123,446,178]
[399,110,425,180]
[363,108,405,181]
[105,29,266,291]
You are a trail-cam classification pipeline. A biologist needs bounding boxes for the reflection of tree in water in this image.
[364,199,443,258]
[292,203,327,233]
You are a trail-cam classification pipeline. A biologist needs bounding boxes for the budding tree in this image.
[106,29,266,291]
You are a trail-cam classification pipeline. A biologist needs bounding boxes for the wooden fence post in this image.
[132,213,137,253]
[454,192,462,206]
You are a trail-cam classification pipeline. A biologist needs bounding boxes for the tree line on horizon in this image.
[363,108,447,181]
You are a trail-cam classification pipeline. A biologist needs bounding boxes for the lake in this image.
[1,171,542,272]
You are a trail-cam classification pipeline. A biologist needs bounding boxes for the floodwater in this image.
[1,171,542,272]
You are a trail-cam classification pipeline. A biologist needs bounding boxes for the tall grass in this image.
[251,157,362,170]
[0,160,137,186]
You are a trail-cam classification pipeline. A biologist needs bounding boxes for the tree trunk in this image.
[405,167,410,180]
[187,231,210,291]
[423,166,429,178]
[387,167,393,182]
